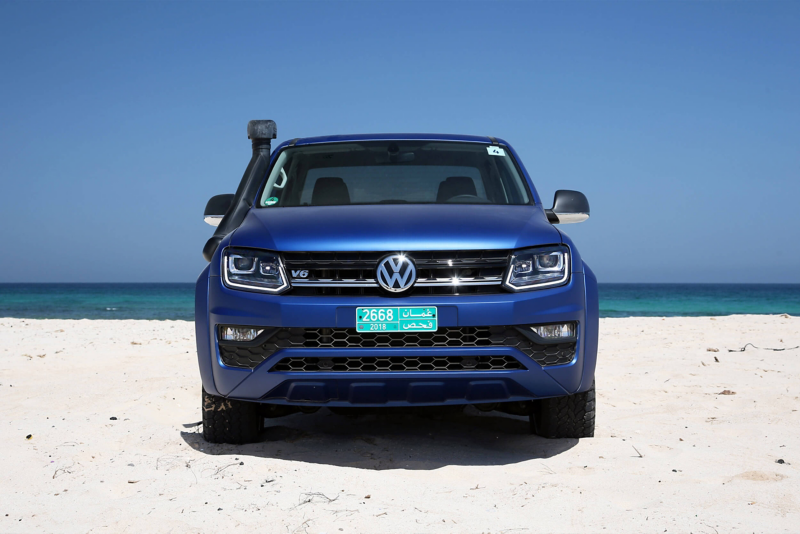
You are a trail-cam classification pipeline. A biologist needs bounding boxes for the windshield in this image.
[258,141,532,207]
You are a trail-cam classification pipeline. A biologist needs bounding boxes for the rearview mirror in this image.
[204,194,235,226]
[545,190,590,224]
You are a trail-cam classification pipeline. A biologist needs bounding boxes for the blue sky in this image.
[0,1,798,283]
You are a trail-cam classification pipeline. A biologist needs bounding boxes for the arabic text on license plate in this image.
[356,307,437,332]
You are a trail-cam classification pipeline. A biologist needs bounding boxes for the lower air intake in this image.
[270,355,523,372]
[218,327,577,369]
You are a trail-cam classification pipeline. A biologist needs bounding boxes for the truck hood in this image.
[231,204,562,251]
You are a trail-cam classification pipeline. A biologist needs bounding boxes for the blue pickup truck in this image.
[196,120,598,444]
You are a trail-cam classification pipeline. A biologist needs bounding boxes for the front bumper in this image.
[195,266,599,406]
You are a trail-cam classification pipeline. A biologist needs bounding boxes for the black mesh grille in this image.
[272,355,522,372]
[218,327,576,370]
[283,250,509,296]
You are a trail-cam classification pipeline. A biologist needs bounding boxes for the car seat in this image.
[436,176,478,202]
[311,177,351,205]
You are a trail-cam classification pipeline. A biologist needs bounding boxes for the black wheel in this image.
[530,381,595,439]
[202,389,263,444]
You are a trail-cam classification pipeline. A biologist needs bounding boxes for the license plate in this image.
[356,307,438,332]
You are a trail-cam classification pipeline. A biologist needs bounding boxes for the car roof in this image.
[279,133,509,148]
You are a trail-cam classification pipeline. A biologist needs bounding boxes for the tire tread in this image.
[531,381,595,439]
[202,389,262,444]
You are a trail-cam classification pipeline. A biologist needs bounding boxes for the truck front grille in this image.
[283,250,509,296]
[217,327,576,370]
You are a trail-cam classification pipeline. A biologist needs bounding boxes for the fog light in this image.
[530,323,575,339]
[220,326,263,342]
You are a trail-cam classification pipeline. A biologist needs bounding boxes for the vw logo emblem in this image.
[376,254,416,293]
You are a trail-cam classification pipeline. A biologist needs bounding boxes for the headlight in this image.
[503,245,570,291]
[222,248,289,293]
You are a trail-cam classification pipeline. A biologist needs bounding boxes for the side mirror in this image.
[204,194,235,226]
[545,190,590,224]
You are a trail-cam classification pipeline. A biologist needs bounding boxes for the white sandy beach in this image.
[1,316,798,533]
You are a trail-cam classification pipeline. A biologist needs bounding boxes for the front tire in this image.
[202,389,263,444]
[530,381,595,438]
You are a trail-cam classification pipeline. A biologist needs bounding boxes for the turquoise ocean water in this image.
[1,283,799,320]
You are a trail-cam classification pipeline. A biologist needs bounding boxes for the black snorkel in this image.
[202,120,277,261]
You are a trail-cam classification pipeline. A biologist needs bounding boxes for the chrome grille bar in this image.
[416,277,503,286]
[290,277,504,287]
[291,280,377,287]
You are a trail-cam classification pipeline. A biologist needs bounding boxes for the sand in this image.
[1,315,798,533]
